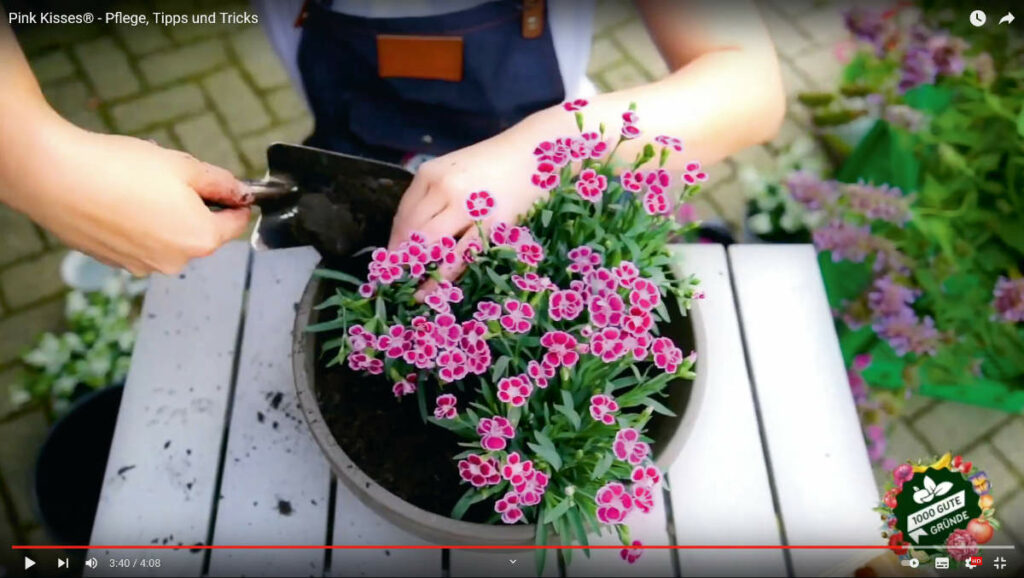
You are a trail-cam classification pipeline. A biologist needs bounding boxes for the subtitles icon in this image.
[934,556,950,569]
[966,555,983,569]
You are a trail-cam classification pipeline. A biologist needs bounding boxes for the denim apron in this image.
[296,0,566,164]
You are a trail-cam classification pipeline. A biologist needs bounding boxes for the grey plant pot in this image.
[292,268,708,547]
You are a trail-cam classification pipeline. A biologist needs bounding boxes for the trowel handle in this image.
[204,177,295,210]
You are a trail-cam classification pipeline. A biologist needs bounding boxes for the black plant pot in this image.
[33,384,123,545]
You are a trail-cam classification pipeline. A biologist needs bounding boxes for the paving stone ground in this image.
[1,0,1021,566]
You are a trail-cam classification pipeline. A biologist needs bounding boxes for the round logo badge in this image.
[877,453,1001,565]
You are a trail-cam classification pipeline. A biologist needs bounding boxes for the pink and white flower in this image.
[548,289,585,321]
[613,428,650,465]
[346,324,376,353]
[437,348,469,382]
[596,481,634,524]
[515,470,549,506]
[494,491,524,524]
[629,278,661,310]
[631,465,662,488]
[531,159,561,190]
[643,189,670,216]
[512,272,554,293]
[458,454,501,487]
[621,331,651,361]
[622,307,653,335]
[574,168,608,202]
[568,246,603,275]
[562,98,589,111]
[654,135,684,152]
[434,393,458,420]
[540,331,580,368]
[500,299,535,333]
[516,242,545,266]
[621,111,641,139]
[501,452,535,486]
[474,300,502,322]
[585,268,619,298]
[527,359,555,389]
[620,170,644,193]
[358,283,375,298]
[588,294,625,328]
[579,131,609,159]
[632,485,655,513]
[392,374,417,398]
[651,337,684,373]
[612,261,639,288]
[377,324,413,359]
[497,374,533,407]
[590,327,628,363]
[682,161,708,185]
[644,169,671,189]
[477,416,515,451]
[428,236,458,266]
[620,541,643,564]
[465,190,495,220]
[589,394,619,425]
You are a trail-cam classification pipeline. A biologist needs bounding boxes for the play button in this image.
[25,557,36,570]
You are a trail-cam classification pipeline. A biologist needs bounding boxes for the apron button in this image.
[421,134,434,144]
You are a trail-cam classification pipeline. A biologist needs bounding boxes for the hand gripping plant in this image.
[311,102,705,570]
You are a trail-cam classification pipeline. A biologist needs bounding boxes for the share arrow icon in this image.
[999,12,1015,25]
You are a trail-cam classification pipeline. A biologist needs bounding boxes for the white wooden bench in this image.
[85,242,879,577]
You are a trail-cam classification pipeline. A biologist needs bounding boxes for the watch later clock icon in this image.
[970,10,987,27]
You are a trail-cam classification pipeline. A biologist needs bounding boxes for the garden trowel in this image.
[220,143,413,264]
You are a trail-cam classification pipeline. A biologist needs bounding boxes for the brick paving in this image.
[0,0,1021,568]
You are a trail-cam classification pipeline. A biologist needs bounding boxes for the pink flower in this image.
[464,341,493,376]
[585,268,619,298]
[501,452,535,486]
[434,393,458,420]
[621,111,641,139]
[562,98,589,112]
[630,465,662,488]
[621,331,651,361]
[494,491,524,524]
[613,261,639,288]
[645,169,671,189]
[643,189,670,216]
[474,300,502,321]
[512,272,554,293]
[358,283,375,298]
[540,331,579,368]
[632,485,655,513]
[463,239,483,263]
[590,327,628,363]
[945,528,978,562]
[588,294,625,328]
[620,170,644,193]
[560,136,588,160]
[613,428,650,465]
[596,481,634,524]
[392,373,417,398]
[515,470,549,506]
[579,131,609,158]
[682,161,708,185]
[574,168,608,202]
[549,289,585,321]
[437,348,469,382]
[531,160,561,190]
[630,278,661,310]
[992,276,1024,323]
[622,307,653,335]
[534,140,570,167]
[589,394,619,425]
[892,463,914,488]
[517,242,545,266]
[497,374,533,407]
[434,313,464,348]
[428,236,458,266]
[477,416,515,451]
[377,324,413,359]
[500,299,535,333]
[651,337,683,373]
[346,324,376,352]
[620,540,643,564]
[527,360,555,389]
[458,454,501,487]
[654,135,683,152]
[465,190,495,220]
[459,319,488,351]
[402,241,430,278]
[568,246,603,275]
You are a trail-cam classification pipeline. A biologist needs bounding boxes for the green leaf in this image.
[529,430,563,470]
[1017,105,1024,139]
[491,355,511,382]
[542,209,553,228]
[554,390,582,430]
[567,507,590,557]
[374,296,386,321]
[535,522,548,577]
[313,268,362,286]
[639,396,677,417]
[591,452,613,480]
[451,487,485,520]
[304,318,347,333]
[543,498,573,525]
[485,268,513,293]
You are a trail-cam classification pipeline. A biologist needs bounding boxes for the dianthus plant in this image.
[311,102,703,570]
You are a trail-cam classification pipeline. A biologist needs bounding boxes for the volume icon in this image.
[85,557,99,569]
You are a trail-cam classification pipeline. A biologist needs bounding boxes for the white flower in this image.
[747,212,773,235]
[53,375,77,396]
[780,208,802,233]
[754,189,781,211]
[65,291,89,317]
[9,387,31,408]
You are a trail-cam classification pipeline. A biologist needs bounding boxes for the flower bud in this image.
[565,485,576,497]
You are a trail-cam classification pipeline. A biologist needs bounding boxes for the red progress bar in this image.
[12,545,895,550]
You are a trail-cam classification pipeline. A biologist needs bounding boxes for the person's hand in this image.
[388,130,547,287]
[7,118,251,276]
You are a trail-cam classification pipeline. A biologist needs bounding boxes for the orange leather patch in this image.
[522,0,544,39]
[377,35,464,82]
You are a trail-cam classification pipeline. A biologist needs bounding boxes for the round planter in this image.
[33,384,124,545]
[293,270,708,546]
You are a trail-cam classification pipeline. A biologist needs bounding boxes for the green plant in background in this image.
[741,137,830,242]
[8,274,144,419]
[795,4,1024,427]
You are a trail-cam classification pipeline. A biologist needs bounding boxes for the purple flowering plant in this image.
[310,101,704,569]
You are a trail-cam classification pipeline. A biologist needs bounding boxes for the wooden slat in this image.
[87,242,251,577]
[330,481,443,577]
[666,245,788,577]
[729,245,881,576]
[207,247,332,577]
